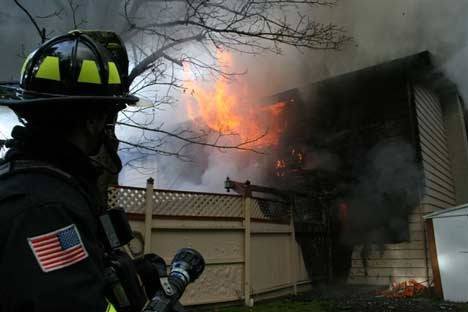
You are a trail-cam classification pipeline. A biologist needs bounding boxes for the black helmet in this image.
[0,30,138,107]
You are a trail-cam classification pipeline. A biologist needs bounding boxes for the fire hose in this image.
[99,208,205,312]
[139,249,205,312]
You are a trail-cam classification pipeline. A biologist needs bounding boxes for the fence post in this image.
[289,197,298,296]
[144,177,154,254]
[243,196,253,307]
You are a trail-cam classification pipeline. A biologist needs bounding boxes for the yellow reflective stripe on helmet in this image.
[78,59,102,84]
[108,61,121,84]
[35,56,61,81]
[105,301,117,312]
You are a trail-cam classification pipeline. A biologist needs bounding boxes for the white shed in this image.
[424,204,468,302]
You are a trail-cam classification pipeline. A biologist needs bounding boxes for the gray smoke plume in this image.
[236,0,468,97]
[1,1,468,191]
[343,139,423,246]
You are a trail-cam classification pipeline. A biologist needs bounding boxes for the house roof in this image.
[423,203,468,219]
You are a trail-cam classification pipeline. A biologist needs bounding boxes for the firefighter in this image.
[0,30,139,311]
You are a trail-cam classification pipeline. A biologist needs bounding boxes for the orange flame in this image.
[183,51,286,149]
[275,159,286,177]
[291,149,304,163]
[276,159,286,169]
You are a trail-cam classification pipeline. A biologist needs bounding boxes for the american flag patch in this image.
[28,224,88,272]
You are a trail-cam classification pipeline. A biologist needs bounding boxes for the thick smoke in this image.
[343,139,423,246]
[1,1,468,191]
[238,0,468,97]
[156,0,468,192]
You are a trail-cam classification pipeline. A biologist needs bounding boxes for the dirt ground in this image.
[205,284,468,312]
[296,284,468,312]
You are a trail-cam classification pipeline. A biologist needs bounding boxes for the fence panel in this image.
[108,184,311,306]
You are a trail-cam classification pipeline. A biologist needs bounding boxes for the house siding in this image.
[415,85,457,212]
[348,85,457,285]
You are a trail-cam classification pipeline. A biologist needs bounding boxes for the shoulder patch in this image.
[27,224,89,272]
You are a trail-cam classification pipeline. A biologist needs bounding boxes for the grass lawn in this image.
[212,299,331,312]
[207,297,468,312]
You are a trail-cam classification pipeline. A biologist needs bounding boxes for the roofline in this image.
[264,50,434,103]
[423,202,468,219]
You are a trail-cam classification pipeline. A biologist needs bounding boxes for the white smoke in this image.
[2,0,468,191]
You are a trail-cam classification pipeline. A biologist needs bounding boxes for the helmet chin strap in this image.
[88,106,125,176]
[89,129,123,176]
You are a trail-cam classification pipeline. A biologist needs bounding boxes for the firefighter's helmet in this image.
[0,30,138,107]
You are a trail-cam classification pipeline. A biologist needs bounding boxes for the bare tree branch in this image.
[14,0,46,42]
[128,33,205,83]
[8,0,349,175]
[117,121,266,154]
[67,0,87,29]
[123,0,349,92]
[35,9,64,19]
[119,139,191,160]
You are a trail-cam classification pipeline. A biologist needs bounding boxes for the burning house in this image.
[268,51,468,286]
[139,50,468,287]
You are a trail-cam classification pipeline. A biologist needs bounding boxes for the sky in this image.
[2,0,468,190]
